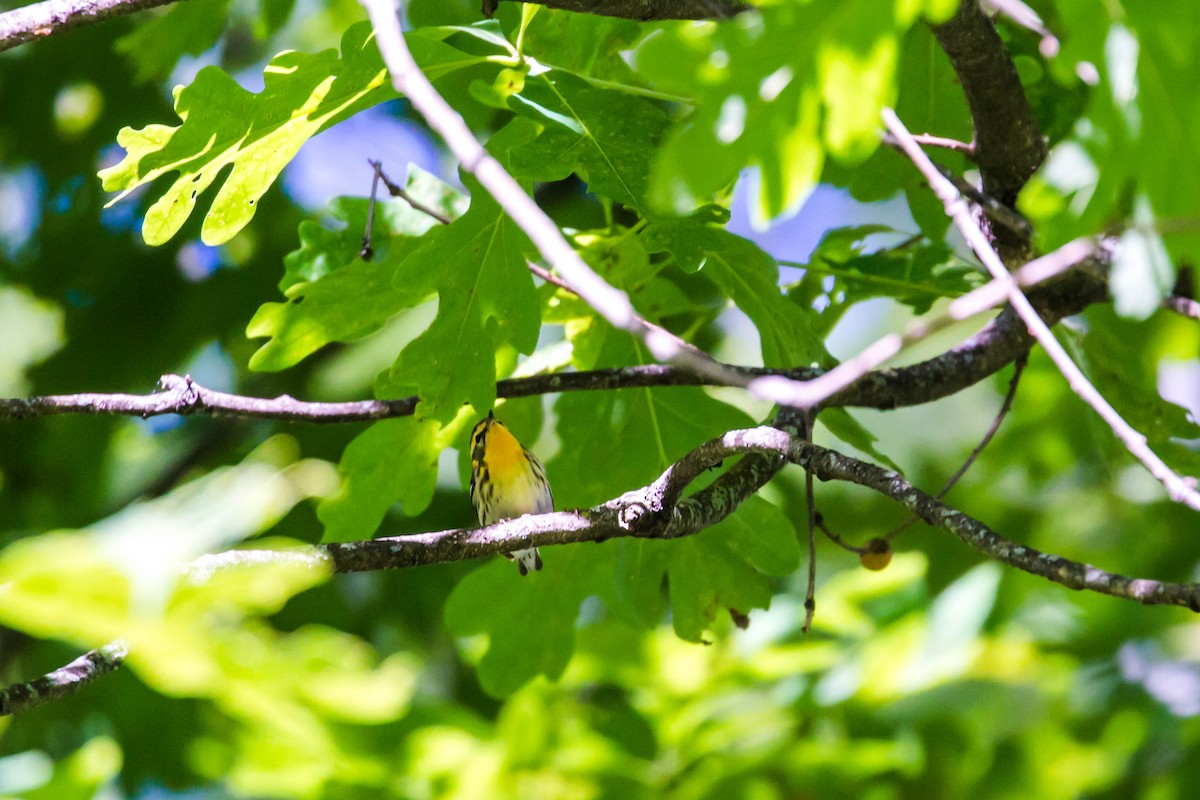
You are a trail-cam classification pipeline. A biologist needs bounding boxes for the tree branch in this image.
[1164,296,1200,321]
[886,107,1200,512]
[0,641,128,715]
[0,368,795,423]
[825,261,1107,409]
[487,0,748,20]
[0,264,1109,429]
[769,237,1097,409]
[10,419,1197,715]
[194,426,1200,610]
[931,0,1046,207]
[199,433,788,576]
[932,0,1047,264]
[0,0,751,55]
[797,436,1200,610]
[880,138,1033,240]
[0,0,176,53]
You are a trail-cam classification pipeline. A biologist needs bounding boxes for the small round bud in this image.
[859,538,893,571]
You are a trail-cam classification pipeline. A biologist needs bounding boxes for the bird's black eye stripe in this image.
[470,420,490,465]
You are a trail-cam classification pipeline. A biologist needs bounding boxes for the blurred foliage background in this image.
[1,0,1199,797]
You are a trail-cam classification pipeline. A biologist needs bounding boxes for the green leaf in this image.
[641,217,829,368]
[896,0,959,24]
[114,0,232,83]
[0,448,331,648]
[1070,306,1200,474]
[664,537,774,643]
[816,1,901,163]
[318,414,470,541]
[99,23,506,247]
[22,738,122,800]
[820,407,902,472]
[641,24,821,221]
[247,170,469,372]
[898,563,1000,689]
[281,168,465,292]
[502,69,668,215]
[0,532,134,647]
[0,451,414,795]
[1006,37,1090,152]
[831,24,971,241]
[444,550,595,697]
[555,345,795,640]
[553,333,755,506]
[259,0,297,37]
[719,495,802,575]
[100,23,396,246]
[385,177,540,423]
[247,229,425,373]
[520,10,646,82]
[1034,8,1200,262]
[789,226,975,333]
[607,497,799,644]
[664,496,801,642]
[639,2,908,224]
[448,378,792,689]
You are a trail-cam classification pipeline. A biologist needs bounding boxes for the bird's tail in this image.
[506,547,543,576]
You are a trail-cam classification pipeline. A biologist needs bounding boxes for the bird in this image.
[469,411,552,575]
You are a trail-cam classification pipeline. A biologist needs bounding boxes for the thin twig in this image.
[756,236,1097,410]
[884,107,1200,512]
[374,161,454,225]
[933,353,1026,493]
[886,352,1027,541]
[982,0,1060,57]
[1164,296,1200,321]
[361,160,384,259]
[904,133,976,158]
[485,0,750,19]
[814,512,864,554]
[0,369,760,423]
[883,133,974,158]
[526,262,574,293]
[881,136,1031,240]
[802,411,817,633]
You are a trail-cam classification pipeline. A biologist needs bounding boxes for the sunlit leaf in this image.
[638,1,912,224]
[99,23,502,247]
[247,169,467,371]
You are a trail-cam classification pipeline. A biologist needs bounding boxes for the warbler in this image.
[469,411,552,575]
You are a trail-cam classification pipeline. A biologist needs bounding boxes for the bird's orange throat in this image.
[483,422,525,473]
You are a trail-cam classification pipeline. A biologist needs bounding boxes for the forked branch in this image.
[8,423,1198,715]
